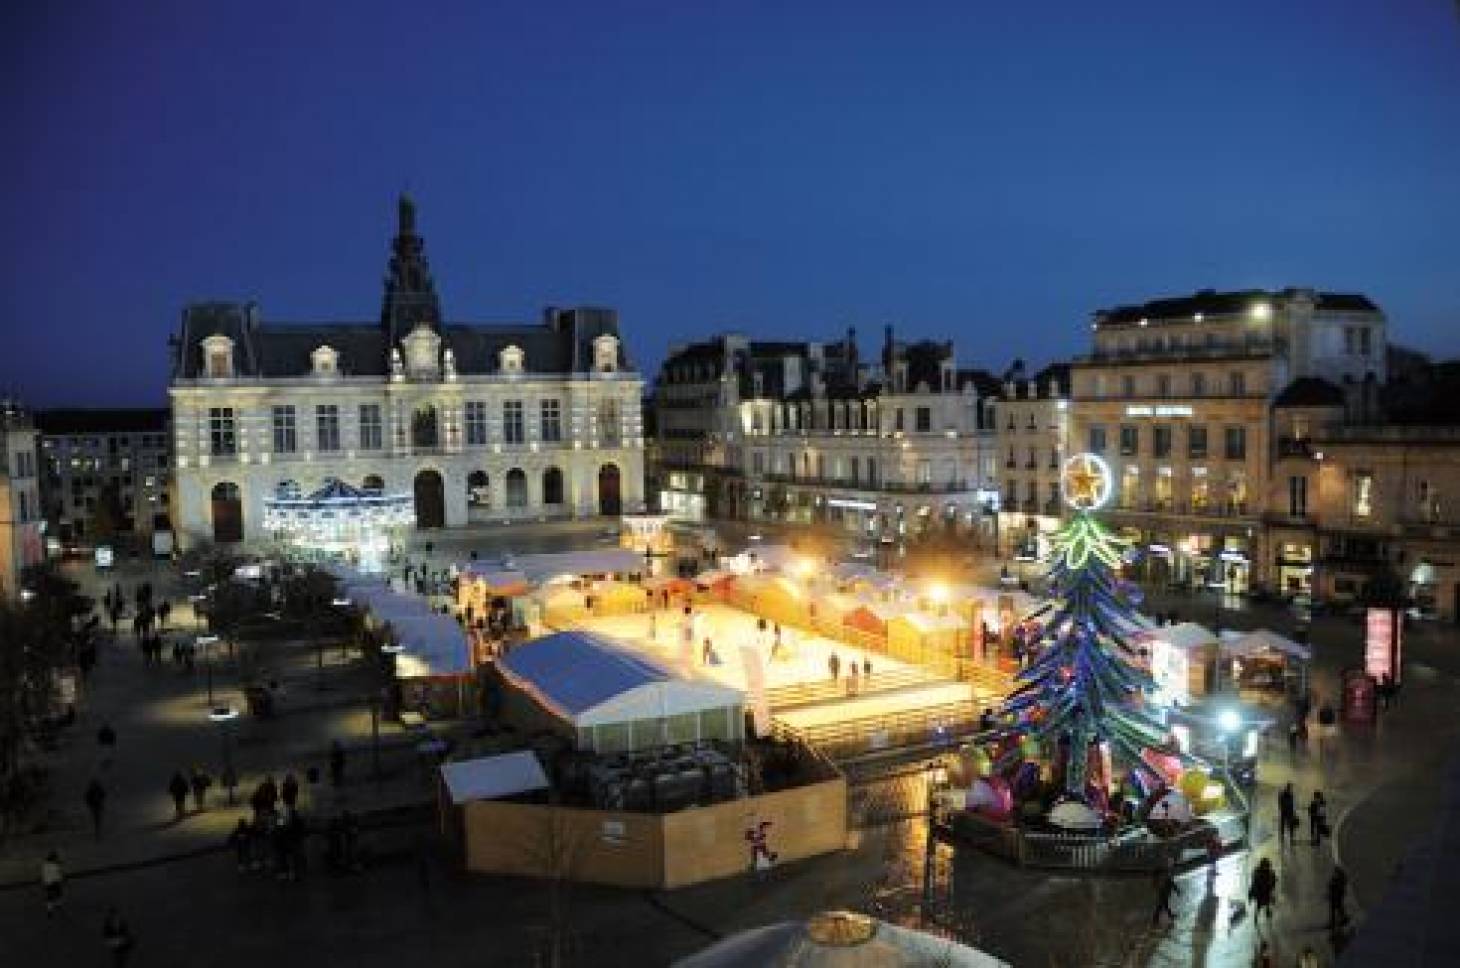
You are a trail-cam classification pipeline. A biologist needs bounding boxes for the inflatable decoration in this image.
[967,776,1014,821]
[1140,747,1184,787]
[1049,798,1103,831]
[1011,760,1041,800]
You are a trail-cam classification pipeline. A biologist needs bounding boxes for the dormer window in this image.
[593,334,620,374]
[401,323,442,379]
[500,344,525,374]
[201,334,234,379]
[311,345,339,377]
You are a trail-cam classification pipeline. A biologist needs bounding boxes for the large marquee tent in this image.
[497,631,745,753]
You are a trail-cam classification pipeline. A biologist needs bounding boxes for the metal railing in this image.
[777,700,981,762]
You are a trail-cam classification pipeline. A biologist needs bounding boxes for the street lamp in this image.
[921,758,949,926]
[331,597,353,659]
[196,635,220,705]
[372,643,405,785]
[208,705,240,804]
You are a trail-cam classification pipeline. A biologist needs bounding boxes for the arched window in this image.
[506,468,528,508]
[542,467,564,506]
[467,470,490,507]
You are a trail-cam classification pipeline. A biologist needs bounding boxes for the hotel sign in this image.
[1124,405,1194,418]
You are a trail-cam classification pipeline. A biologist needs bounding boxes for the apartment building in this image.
[992,362,1071,559]
[35,408,172,545]
[0,401,43,597]
[1070,288,1386,594]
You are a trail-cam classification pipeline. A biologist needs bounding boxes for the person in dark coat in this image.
[103,907,135,966]
[1309,791,1329,846]
[1328,866,1350,929]
[227,818,253,872]
[168,772,190,819]
[1249,857,1277,921]
[281,773,300,809]
[189,768,211,811]
[1278,782,1299,847]
[1150,866,1181,926]
[84,779,107,837]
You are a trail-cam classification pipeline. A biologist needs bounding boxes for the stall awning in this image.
[498,631,743,728]
[515,549,647,584]
[461,567,531,596]
[1222,628,1312,661]
[440,751,549,805]
[382,612,471,677]
[1136,621,1217,651]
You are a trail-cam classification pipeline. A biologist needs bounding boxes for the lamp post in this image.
[1216,707,1251,844]
[208,705,240,804]
[197,634,220,705]
[373,643,405,786]
[332,597,352,660]
[921,758,949,927]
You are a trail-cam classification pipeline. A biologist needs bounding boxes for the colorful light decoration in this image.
[1061,452,1112,511]
[263,478,414,572]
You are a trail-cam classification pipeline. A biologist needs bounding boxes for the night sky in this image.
[3,1,1458,406]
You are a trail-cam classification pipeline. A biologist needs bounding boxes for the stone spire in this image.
[380,193,443,343]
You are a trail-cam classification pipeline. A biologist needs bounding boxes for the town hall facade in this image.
[168,196,645,549]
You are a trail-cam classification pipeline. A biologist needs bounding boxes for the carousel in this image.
[263,478,413,573]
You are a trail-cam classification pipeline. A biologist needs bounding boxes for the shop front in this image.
[1275,541,1315,600]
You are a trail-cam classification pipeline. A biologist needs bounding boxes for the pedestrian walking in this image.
[84,779,106,838]
[862,656,872,681]
[1309,791,1329,847]
[847,663,859,697]
[102,907,135,966]
[1253,941,1272,968]
[190,768,212,811]
[227,818,253,872]
[1328,865,1350,929]
[281,772,300,810]
[158,599,171,628]
[1248,857,1277,922]
[168,771,189,819]
[40,850,64,917]
[1150,865,1180,926]
[1287,722,1300,759]
[330,740,346,788]
[1278,783,1299,847]
[828,652,841,681]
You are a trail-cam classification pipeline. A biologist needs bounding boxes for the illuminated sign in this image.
[1365,608,1402,683]
[827,498,877,512]
[1124,405,1194,418]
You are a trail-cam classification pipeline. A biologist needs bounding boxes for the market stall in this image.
[886,610,968,672]
[729,573,811,628]
[496,630,746,753]
[1137,622,1220,706]
[1221,628,1311,699]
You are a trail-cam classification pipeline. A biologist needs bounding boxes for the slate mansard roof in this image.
[172,306,628,380]
[170,197,632,382]
[1095,288,1381,327]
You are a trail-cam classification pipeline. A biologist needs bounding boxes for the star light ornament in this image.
[1061,453,1112,511]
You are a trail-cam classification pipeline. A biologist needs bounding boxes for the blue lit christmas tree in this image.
[993,454,1181,803]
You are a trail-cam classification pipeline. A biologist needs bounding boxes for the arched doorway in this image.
[542,467,564,506]
[362,474,384,493]
[598,463,622,516]
[467,470,490,521]
[211,482,243,542]
[505,468,528,509]
[413,469,445,528]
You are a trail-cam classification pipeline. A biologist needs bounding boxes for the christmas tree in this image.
[992,455,1180,802]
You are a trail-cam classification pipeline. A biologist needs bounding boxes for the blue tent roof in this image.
[498,631,677,718]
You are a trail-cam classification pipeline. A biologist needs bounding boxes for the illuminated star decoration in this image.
[1061,453,1110,511]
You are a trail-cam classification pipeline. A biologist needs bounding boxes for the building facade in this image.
[1069,288,1387,595]
[0,402,43,597]
[35,408,172,545]
[652,328,1001,550]
[992,363,1071,559]
[169,197,645,550]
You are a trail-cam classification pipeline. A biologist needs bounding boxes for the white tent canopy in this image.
[382,612,470,677]
[1222,628,1312,661]
[498,631,744,751]
[514,549,647,584]
[440,751,549,805]
[1138,621,1217,651]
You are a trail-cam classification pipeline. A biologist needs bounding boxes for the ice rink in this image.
[566,603,985,729]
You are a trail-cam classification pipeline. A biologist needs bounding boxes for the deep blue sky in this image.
[3,0,1458,406]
